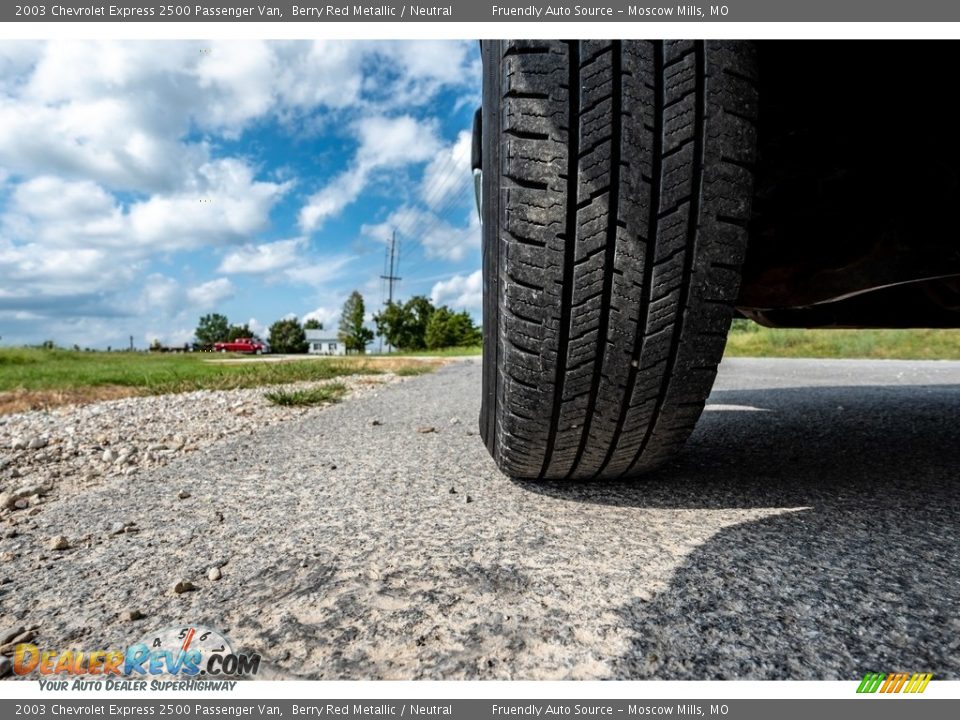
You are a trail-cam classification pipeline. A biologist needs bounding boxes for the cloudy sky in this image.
[0,40,482,348]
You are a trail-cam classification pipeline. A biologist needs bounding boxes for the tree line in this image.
[192,290,480,354]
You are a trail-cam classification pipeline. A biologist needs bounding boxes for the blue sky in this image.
[0,40,482,348]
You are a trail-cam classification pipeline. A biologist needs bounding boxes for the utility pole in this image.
[381,229,401,305]
[379,229,402,353]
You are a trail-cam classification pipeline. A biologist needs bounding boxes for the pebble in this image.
[121,609,145,621]
[49,536,70,551]
[177,490,191,500]
[0,626,24,645]
[102,448,118,463]
[28,438,48,450]
[173,579,196,594]
[15,483,47,499]
[417,426,437,434]
[371,419,383,426]
[4,629,35,646]
[207,567,222,581]
[466,495,474,503]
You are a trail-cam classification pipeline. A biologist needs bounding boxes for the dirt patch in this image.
[0,386,141,416]
[362,358,445,373]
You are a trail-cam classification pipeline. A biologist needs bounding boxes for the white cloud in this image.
[4,176,126,249]
[127,159,290,252]
[299,115,441,232]
[187,278,235,308]
[283,256,355,288]
[139,274,234,319]
[143,327,195,347]
[302,306,341,330]
[362,204,479,263]
[2,161,289,265]
[0,40,478,196]
[420,130,473,210]
[218,237,305,274]
[431,270,482,313]
[0,235,131,305]
[139,274,183,315]
[247,317,269,339]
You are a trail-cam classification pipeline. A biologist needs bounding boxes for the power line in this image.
[399,182,476,281]
[380,229,402,305]
[368,130,475,314]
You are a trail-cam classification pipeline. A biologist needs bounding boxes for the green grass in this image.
[725,321,960,360]
[0,348,384,394]
[264,383,348,407]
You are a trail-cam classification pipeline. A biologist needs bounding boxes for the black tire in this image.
[479,40,757,481]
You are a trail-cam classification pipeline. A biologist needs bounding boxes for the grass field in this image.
[724,322,960,360]
[381,329,960,361]
[0,348,438,414]
[382,331,960,360]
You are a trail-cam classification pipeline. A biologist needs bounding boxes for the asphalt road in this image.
[3,357,958,680]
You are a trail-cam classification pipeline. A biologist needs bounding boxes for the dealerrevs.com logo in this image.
[13,625,260,691]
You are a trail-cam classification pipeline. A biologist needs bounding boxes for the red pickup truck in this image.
[212,338,267,354]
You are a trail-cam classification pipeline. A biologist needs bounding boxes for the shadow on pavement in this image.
[514,384,960,678]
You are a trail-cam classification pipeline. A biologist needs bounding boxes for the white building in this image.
[306,330,345,356]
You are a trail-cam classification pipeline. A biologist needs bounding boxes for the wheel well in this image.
[736,41,960,328]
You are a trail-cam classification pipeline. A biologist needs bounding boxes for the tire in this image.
[479,40,757,480]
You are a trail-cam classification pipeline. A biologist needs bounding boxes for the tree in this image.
[373,301,406,350]
[303,318,323,331]
[195,313,230,346]
[373,295,435,350]
[227,324,255,342]
[268,317,308,354]
[339,291,374,353]
[425,306,482,349]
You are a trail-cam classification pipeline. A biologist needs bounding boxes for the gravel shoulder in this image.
[1,357,958,680]
[0,373,404,522]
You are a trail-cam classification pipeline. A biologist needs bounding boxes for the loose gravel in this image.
[0,373,403,515]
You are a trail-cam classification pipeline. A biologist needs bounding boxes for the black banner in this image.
[1,699,958,720]
[6,1,960,23]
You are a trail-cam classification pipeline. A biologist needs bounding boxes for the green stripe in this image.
[857,673,885,693]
